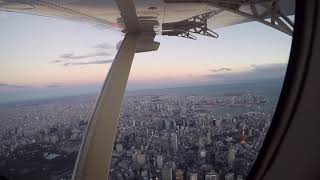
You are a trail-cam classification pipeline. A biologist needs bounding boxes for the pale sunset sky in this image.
[0,11,293,103]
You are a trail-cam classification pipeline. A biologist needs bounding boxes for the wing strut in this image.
[71,0,159,179]
[72,33,139,180]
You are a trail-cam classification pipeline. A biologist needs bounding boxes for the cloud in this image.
[209,67,232,73]
[46,83,64,88]
[51,60,62,63]
[0,83,28,88]
[94,42,114,49]
[249,63,286,71]
[205,63,287,82]
[52,51,113,65]
[63,59,113,66]
[59,52,111,60]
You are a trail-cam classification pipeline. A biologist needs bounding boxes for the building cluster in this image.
[109,93,273,180]
[0,92,273,180]
[0,96,95,157]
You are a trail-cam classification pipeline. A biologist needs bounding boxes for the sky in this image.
[0,11,293,103]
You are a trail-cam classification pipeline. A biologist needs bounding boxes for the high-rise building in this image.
[170,133,178,152]
[189,172,198,180]
[115,143,123,153]
[162,163,173,180]
[237,175,244,180]
[240,130,246,144]
[132,151,138,163]
[225,172,234,180]
[228,147,236,167]
[156,155,163,168]
[141,170,148,178]
[176,169,184,180]
[137,154,146,165]
[206,132,212,144]
[198,137,205,148]
[215,118,221,127]
[248,128,253,137]
[205,171,218,180]
[200,149,206,158]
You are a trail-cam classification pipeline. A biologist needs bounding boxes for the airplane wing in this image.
[0,0,295,38]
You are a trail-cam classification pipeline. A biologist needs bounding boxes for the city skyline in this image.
[0,80,280,180]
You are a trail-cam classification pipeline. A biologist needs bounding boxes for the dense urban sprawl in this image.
[0,91,274,180]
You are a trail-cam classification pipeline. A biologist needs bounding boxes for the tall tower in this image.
[162,163,173,180]
[240,130,246,144]
[198,137,205,148]
[157,155,163,168]
[170,132,178,152]
[228,147,236,167]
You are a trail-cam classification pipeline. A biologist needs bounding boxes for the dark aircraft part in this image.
[212,0,294,36]
[162,11,219,39]
[162,29,197,40]
[248,1,320,179]
[116,33,160,53]
[164,0,294,36]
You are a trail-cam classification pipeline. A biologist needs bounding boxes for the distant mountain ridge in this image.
[0,78,284,106]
